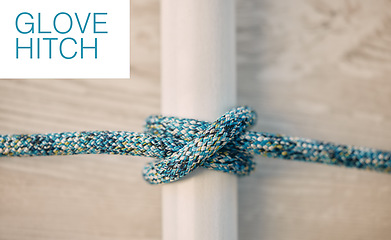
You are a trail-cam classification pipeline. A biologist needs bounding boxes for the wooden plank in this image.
[236,1,391,239]
[0,1,162,240]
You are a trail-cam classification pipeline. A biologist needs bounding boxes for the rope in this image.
[0,106,390,184]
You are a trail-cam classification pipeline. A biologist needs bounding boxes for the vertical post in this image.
[161,0,237,240]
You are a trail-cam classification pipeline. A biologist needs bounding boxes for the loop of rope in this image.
[143,106,256,184]
[0,106,390,184]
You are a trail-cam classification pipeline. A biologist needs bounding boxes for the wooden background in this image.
[1,0,390,239]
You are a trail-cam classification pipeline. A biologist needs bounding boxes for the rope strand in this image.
[1,106,390,184]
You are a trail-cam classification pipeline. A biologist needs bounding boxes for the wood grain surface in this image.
[1,0,390,239]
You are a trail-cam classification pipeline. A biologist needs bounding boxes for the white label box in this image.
[0,0,130,79]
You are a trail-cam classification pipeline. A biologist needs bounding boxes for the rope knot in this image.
[142,106,257,184]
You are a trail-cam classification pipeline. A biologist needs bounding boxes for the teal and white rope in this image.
[0,106,390,184]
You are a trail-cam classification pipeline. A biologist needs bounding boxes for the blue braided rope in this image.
[0,106,390,184]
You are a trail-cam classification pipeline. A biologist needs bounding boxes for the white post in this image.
[161,0,237,240]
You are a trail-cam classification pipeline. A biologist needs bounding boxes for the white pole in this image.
[161,0,237,240]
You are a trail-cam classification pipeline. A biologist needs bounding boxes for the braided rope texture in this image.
[0,106,390,184]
